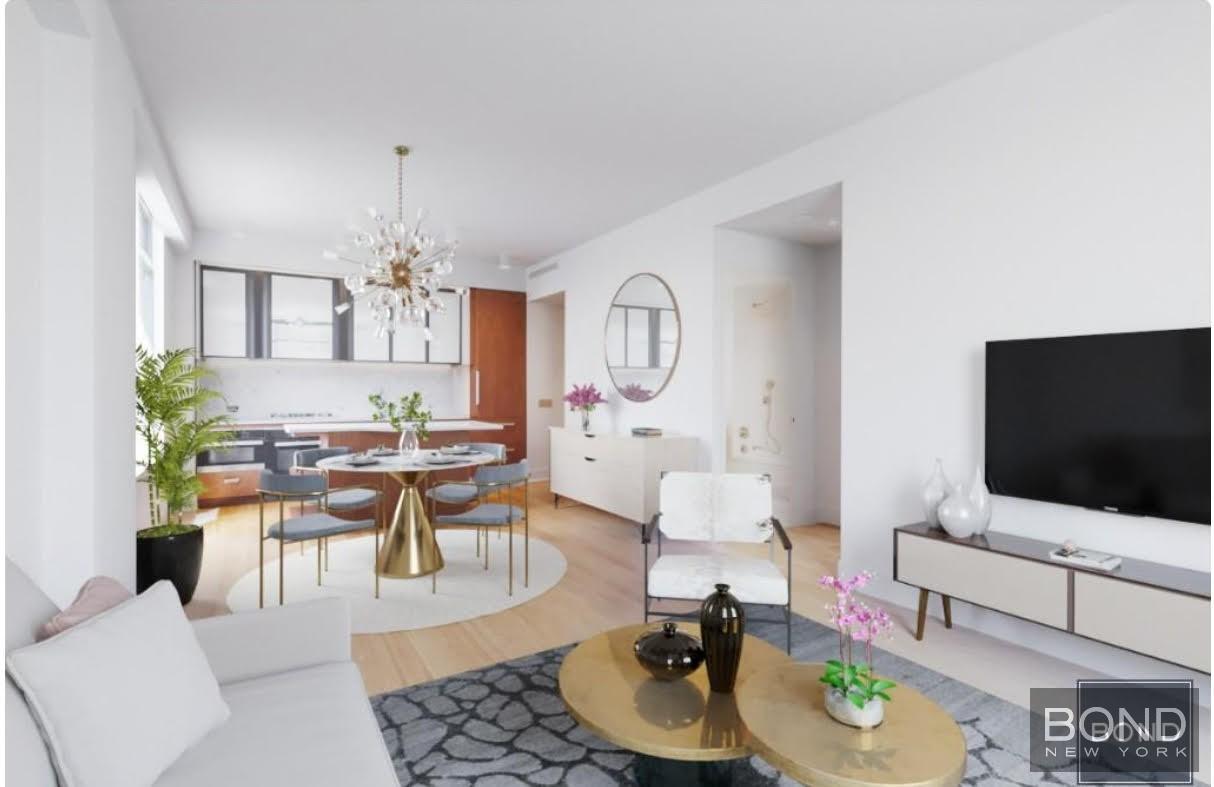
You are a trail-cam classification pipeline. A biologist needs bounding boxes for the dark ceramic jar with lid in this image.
[633,621,705,681]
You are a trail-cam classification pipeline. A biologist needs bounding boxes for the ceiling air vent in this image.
[528,261,559,280]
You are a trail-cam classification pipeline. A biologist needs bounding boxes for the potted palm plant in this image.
[136,347,234,603]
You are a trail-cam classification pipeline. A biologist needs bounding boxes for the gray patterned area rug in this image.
[371,612,1056,786]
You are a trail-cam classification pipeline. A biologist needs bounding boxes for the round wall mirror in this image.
[604,273,681,402]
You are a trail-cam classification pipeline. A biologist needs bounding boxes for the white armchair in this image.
[641,472,793,652]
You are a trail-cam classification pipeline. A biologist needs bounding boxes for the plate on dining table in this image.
[369,447,398,457]
[345,455,380,466]
[440,445,477,455]
[424,455,463,465]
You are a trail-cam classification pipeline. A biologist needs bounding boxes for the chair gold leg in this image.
[324,537,329,571]
[508,521,514,596]
[317,538,322,585]
[258,498,265,609]
[278,498,286,606]
[279,537,285,606]
[524,483,530,588]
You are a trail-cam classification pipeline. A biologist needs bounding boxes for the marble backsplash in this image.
[200,359,470,423]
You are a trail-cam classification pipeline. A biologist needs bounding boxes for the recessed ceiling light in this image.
[497,253,513,270]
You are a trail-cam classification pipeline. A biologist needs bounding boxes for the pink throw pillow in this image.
[37,576,133,641]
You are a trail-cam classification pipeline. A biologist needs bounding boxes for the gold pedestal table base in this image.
[378,471,444,579]
[315,450,497,584]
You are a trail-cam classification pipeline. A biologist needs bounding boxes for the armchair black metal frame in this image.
[641,513,793,653]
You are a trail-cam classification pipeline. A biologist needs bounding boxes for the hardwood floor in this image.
[186,480,842,695]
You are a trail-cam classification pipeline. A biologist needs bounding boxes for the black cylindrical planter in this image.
[136,526,204,605]
[700,583,745,693]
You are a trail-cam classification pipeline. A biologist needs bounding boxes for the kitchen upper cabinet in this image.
[197,264,464,365]
[427,290,462,364]
[200,268,249,357]
[269,275,335,359]
[351,308,389,361]
[391,322,427,363]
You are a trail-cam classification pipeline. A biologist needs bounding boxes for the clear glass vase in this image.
[398,425,420,458]
[580,409,591,432]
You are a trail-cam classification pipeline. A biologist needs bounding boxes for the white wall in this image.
[172,229,527,421]
[526,295,565,480]
[527,0,1209,679]
[812,243,841,525]
[6,0,193,604]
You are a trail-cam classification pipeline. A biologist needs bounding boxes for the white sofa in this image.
[6,560,397,786]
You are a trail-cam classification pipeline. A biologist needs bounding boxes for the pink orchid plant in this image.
[818,571,897,709]
[563,383,608,412]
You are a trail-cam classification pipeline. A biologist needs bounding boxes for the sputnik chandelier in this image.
[325,145,460,337]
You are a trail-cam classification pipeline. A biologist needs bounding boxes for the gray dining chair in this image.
[433,460,529,596]
[294,446,381,513]
[424,442,508,516]
[256,471,381,606]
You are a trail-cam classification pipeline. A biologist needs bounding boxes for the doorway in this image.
[526,291,566,481]
[715,183,842,527]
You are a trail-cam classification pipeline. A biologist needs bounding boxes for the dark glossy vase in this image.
[700,583,745,693]
[136,526,204,604]
[634,621,705,681]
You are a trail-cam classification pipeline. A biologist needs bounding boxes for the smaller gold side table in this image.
[736,662,966,787]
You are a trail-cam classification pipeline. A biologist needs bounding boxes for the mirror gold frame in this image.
[603,272,681,403]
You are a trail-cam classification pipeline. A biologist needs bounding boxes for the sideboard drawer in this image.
[550,427,697,522]
[896,532,1068,628]
[1073,572,1210,672]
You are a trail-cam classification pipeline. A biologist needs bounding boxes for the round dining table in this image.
[317,449,496,581]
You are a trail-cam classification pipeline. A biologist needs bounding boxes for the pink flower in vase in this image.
[563,383,608,412]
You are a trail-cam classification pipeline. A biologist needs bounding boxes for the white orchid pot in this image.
[824,687,885,729]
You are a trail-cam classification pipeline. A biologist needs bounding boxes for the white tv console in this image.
[894,523,1211,672]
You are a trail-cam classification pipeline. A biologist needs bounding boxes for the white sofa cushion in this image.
[6,581,230,787]
[154,661,398,787]
[5,558,63,786]
[648,553,789,605]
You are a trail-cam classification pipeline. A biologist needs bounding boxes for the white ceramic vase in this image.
[921,459,951,528]
[937,483,980,539]
[823,687,884,729]
[968,464,992,535]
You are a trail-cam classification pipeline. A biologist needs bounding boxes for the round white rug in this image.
[225,530,567,634]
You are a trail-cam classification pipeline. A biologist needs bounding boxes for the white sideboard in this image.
[549,427,698,523]
[894,523,1211,672]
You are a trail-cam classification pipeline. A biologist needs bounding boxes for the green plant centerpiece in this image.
[369,391,431,456]
[818,571,896,728]
[135,346,234,603]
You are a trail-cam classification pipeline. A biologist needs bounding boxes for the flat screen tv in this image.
[985,328,1210,525]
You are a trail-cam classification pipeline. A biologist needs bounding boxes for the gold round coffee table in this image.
[736,662,966,786]
[558,622,791,784]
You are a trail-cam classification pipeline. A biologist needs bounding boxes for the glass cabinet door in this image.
[392,320,427,363]
[270,275,334,359]
[200,269,248,357]
[427,290,462,363]
[351,302,390,361]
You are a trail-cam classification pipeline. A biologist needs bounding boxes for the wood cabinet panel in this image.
[198,468,262,506]
[469,288,526,460]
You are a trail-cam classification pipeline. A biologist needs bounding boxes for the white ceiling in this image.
[723,183,843,245]
[112,1,1121,263]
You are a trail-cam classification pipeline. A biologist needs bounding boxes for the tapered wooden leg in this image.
[942,594,952,628]
[915,588,929,640]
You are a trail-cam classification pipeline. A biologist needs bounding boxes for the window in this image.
[135,198,164,351]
